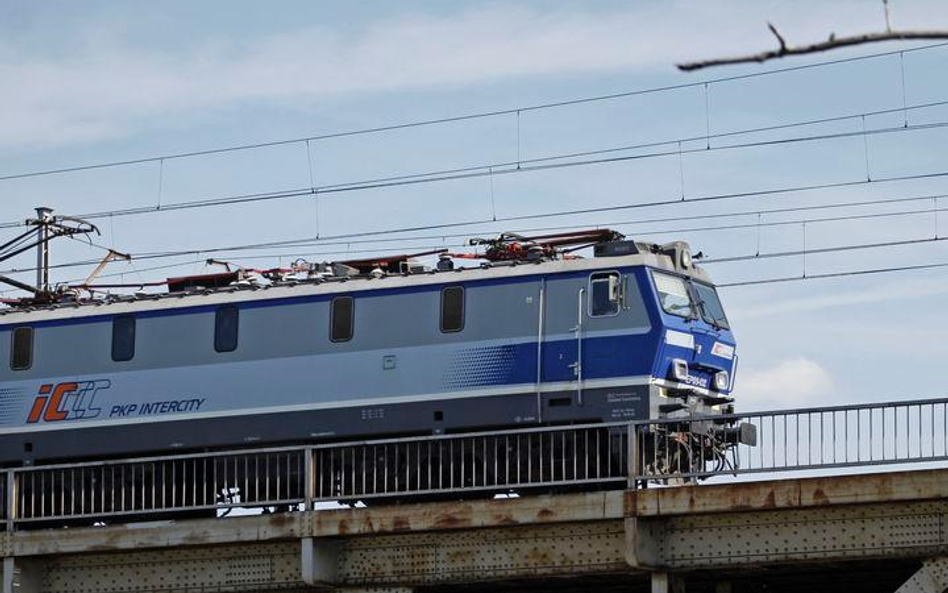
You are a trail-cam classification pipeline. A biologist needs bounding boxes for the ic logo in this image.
[27,380,110,423]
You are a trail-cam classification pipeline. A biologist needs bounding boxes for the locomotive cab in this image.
[649,243,737,415]
[589,239,738,419]
[650,269,737,407]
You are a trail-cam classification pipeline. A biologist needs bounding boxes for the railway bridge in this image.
[0,398,946,593]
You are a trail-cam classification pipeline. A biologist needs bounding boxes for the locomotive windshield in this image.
[693,282,729,329]
[653,272,694,318]
[653,271,729,330]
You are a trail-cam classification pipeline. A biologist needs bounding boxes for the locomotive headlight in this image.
[672,358,689,380]
[679,248,692,269]
[714,370,730,391]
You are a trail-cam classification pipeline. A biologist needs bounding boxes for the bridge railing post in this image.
[303,447,315,512]
[4,471,15,532]
[627,422,641,489]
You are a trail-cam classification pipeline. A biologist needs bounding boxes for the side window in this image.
[10,327,33,371]
[440,286,465,333]
[330,296,354,342]
[214,306,239,353]
[111,316,136,362]
[589,272,621,317]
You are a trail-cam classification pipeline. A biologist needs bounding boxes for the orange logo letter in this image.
[43,382,77,422]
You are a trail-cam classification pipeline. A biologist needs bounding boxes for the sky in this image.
[1,0,947,411]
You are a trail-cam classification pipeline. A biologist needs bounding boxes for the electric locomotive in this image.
[0,226,745,471]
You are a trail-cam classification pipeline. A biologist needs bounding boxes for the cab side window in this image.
[589,272,621,317]
[10,326,32,370]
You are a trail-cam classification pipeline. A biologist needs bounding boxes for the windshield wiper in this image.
[693,288,728,330]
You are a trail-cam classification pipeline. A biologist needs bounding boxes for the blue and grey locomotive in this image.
[0,229,739,466]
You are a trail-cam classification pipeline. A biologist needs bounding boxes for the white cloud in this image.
[738,357,835,410]
[3,0,947,151]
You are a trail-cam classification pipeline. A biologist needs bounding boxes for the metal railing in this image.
[0,397,942,529]
[630,397,948,482]
[1,423,629,528]
[312,422,628,501]
[11,447,305,525]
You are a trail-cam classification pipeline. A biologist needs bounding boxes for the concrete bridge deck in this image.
[2,467,947,593]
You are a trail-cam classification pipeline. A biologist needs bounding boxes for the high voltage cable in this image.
[703,235,947,265]
[57,244,471,286]
[2,189,942,279]
[7,254,945,296]
[13,234,944,289]
[718,261,948,288]
[0,244,473,295]
[4,218,945,283]
[371,192,946,247]
[7,235,943,295]
[3,107,944,231]
[255,100,948,195]
[138,202,942,262]
[142,235,947,271]
[86,168,948,252]
[0,113,948,230]
[3,44,946,295]
[199,235,948,271]
[2,41,946,184]
[644,206,941,238]
[3,233,945,296]
[33,190,948,273]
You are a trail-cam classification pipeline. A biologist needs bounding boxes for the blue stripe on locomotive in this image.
[445,333,660,390]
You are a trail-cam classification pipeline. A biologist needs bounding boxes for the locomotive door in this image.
[537,277,588,416]
[572,286,586,406]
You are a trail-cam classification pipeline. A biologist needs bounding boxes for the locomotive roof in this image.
[0,247,712,324]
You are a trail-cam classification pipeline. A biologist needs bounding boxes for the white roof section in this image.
[0,244,713,324]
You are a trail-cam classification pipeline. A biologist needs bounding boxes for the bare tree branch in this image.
[677,29,948,72]
[767,22,788,52]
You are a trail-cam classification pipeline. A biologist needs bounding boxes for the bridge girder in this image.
[0,468,945,593]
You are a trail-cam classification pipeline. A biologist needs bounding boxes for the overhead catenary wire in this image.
[79,168,948,254]
[129,199,948,262]
[718,260,948,288]
[2,189,945,279]
[4,232,945,297]
[644,205,943,240]
[4,193,946,294]
[1,40,946,185]
[8,208,948,281]
[0,243,475,295]
[2,44,946,297]
[703,235,948,265]
[5,257,948,297]
[230,106,948,198]
[3,101,946,231]
[187,234,948,272]
[54,244,471,286]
